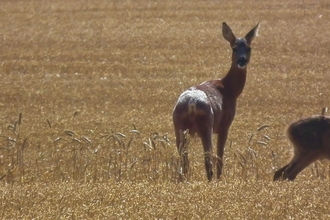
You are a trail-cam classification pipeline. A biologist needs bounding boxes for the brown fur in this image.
[173,22,259,181]
[274,115,330,181]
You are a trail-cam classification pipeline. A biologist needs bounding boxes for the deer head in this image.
[222,22,260,69]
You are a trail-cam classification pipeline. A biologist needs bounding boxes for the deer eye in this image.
[246,47,251,52]
[232,47,238,52]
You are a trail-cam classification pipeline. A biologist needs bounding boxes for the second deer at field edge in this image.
[173,22,260,181]
[274,115,330,181]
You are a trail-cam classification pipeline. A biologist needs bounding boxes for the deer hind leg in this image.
[173,115,190,181]
[196,117,214,181]
[177,129,190,180]
[173,108,189,181]
[274,149,322,181]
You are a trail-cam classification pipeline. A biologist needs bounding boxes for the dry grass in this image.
[1,0,330,218]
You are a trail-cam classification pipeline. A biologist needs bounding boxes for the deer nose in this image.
[237,56,247,68]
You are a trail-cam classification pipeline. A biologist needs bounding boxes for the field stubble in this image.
[1,0,330,218]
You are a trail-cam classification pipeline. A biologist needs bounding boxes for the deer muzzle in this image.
[237,56,248,69]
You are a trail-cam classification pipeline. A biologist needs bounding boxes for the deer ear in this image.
[245,23,260,45]
[222,22,236,46]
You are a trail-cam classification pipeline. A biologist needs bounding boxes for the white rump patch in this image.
[177,89,208,105]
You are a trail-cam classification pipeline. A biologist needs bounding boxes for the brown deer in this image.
[274,115,330,181]
[172,22,260,181]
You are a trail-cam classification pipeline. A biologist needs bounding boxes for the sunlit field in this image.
[1,0,330,218]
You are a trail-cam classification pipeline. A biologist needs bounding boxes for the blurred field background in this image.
[1,0,330,218]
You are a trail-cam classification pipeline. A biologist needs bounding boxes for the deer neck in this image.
[222,64,247,99]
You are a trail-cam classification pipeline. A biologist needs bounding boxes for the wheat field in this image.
[1,0,330,219]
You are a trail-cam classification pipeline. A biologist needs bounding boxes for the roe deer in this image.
[274,115,330,181]
[172,22,260,181]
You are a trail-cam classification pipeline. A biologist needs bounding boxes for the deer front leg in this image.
[216,128,229,179]
[273,164,290,181]
[281,150,321,181]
